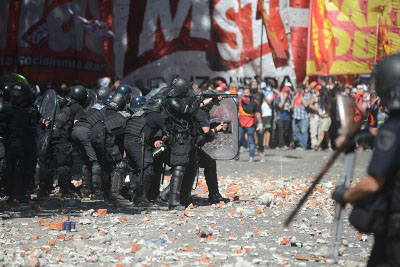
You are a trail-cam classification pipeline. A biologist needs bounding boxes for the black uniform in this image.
[71,103,105,196]
[365,114,400,266]
[0,102,39,201]
[162,91,200,208]
[124,110,165,203]
[195,109,223,203]
[90,108,128,200]
[39,99,84,195]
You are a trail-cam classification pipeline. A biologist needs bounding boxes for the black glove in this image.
[332,184,348,206]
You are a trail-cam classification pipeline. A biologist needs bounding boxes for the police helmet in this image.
[0,73,29,88]
[69,85,88,105]
[10,82,30,96]
[103,92,114,104]
[0,73,29,98]
[143,93,165,112]
[374,54,400,110]
[97,86,112,102]
[128,95,146,113]
[115,84,133,97]
[107,93,126,111]
[167,77,193,98]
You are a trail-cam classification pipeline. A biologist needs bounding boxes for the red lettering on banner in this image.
[124,0,275,75]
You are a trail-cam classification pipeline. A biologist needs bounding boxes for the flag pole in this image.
[260,8,264,84]
[374,13,380,65]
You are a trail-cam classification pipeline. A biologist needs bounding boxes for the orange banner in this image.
[311,0,335,73]
[258,0,288,68]
[307,0,400,76]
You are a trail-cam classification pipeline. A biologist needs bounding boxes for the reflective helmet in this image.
[107,93,126,111]
[167,77,193,98]
[0,73,29,99]
[143,93,165,112]
[0,73,29,88]
[374,54,400,110]
[128,95,146,113]
[103,92,114,104]
[115,84,133,97]
[69,85,88,106]
[97,86,112,103]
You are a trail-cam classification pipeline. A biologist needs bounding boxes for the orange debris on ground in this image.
[131,243,142,253]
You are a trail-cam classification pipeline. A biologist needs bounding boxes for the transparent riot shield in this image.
[87,89,98,109]
[202,98,238,160]
[38,90,57,157]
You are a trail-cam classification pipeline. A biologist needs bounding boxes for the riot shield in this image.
[87,89,98,109]
[145,88,160,101]
[202,98,238,160]
[38,90,57,157]
[39,90,57,120]
[131,86,142,96]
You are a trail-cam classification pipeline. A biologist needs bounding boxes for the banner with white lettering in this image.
[0,0,113,84]
[120,0,297,88]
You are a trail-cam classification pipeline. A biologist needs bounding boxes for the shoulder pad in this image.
[167,98,182,113]
[118,111,131,118]
[92,103,104,110]
[131,110,145,117]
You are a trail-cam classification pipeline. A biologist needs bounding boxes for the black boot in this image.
[208,193,228,204]
[80,184,91,198]
[168,166,185,210]
[204,162,227,204]
[160,184,170,202]
[91,183,104,201]
[180,168,197,206]
[108,175,126,202]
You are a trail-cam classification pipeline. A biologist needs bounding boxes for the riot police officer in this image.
[71,91,110,198]
[161,77,202,210]
[124,95,166,206]
[90,93,127,201]
[38,85,87,198]
[332,54,400,266]
[195,90,227,204]
[0,80,13,192]
[0,79,39,202]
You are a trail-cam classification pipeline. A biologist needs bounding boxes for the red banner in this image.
[123,0,293,80]
[0,0,113,85]
[258,0,289,68]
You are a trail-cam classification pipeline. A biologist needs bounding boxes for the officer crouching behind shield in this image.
[332,54,400,266]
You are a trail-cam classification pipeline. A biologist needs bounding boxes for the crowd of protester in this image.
[199,77,389,162]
